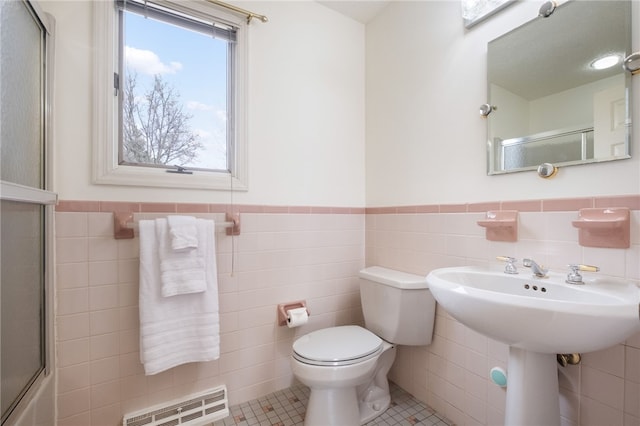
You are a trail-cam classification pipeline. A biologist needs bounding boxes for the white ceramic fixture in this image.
[291,267,436,425]
[426,266,640,426]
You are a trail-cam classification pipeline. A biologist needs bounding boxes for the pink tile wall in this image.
[367,195,640,426]
[54,206,365,425]
[54,195,639,426]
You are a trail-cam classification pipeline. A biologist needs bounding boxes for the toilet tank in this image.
[359,266,436,346]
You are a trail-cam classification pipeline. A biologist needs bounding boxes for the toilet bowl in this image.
[291,325,394,426]
[291,266,436,425]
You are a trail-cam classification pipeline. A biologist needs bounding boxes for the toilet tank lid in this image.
[358,266,429,289]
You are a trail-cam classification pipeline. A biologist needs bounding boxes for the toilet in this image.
[291,266,436,426]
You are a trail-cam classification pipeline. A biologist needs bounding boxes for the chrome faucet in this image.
[523,258,548,278]
[566,264,600,285]
[496,256,518,274]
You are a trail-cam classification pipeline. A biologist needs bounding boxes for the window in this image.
[93,0,248,190]
[0,0,56,423]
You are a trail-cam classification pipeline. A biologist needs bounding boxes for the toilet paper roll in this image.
[286,307,309,328]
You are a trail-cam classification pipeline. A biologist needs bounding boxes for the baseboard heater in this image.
[122,385,229,426]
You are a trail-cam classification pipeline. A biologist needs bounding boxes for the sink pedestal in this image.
[505,348,560,426]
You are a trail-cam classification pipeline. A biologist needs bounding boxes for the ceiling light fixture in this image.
[590,54,621,70]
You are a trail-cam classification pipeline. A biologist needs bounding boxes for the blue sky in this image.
[124,11,229,170]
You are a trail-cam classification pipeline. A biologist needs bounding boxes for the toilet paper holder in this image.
[277,301,310,326]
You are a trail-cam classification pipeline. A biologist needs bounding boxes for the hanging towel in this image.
[167,215,199,251]
[156,218,206,297]
[138,218,220,375]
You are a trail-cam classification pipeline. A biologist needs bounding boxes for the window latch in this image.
[114,72,119,96]
[166,165,193,175]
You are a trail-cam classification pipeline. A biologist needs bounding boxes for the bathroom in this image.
[2,0,639,425]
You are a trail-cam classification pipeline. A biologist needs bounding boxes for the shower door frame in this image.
[0,0,56,423]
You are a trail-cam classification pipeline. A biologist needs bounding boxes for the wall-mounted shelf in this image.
[477,210,518,242]
[572,208,630,248]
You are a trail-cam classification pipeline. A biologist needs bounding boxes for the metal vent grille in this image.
[123,385,228,426]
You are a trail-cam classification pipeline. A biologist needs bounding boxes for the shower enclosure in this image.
[0,1,56,423]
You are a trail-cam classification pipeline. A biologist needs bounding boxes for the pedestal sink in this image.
[426,266,640,426]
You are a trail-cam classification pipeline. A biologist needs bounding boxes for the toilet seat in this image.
[292,325,383,366]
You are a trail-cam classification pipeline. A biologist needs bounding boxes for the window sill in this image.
[93,163,248,191]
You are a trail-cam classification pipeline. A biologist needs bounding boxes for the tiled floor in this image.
[213,382,451,426]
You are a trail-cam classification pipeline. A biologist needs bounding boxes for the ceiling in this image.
[317,0,392,23]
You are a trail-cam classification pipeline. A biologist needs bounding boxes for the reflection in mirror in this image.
[487,0,632,175]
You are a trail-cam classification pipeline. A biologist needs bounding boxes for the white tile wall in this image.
[369,210,640,426]
[54,211,365,425]
[52,203,639,426]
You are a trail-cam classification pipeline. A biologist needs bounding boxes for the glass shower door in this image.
[0,0,56,423]
[0,202,46,422]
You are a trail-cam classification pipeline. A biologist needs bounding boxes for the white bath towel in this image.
[167,215,198,251]
[138,218,220,375]
[156,218,206,297]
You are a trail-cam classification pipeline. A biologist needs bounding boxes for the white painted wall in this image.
[365,0,640,206]
[42,0,366,207]
[38,0,640,208]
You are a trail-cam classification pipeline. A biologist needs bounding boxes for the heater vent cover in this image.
[123,385,228,426]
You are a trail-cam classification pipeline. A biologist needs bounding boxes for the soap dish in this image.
[477,210,518,242]
[571,208,630,248]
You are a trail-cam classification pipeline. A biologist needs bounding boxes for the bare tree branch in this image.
[122,73,203,166]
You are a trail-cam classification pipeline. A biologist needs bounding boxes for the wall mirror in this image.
[486,0,632,175]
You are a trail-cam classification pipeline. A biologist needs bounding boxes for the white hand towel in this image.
[138,219,220,375]
[156,218,206,297]
[167,215,198,251]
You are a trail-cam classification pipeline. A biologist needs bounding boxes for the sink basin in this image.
[426,266,640,354]
[426,265,640,426]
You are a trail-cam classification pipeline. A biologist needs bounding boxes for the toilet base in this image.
[305,387,360,426]
[357,344,396,424]
[358,386,391,424]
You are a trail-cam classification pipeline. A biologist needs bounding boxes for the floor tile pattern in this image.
[213,382,451,426]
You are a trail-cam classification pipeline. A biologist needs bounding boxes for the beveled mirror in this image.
[487,0,632,175]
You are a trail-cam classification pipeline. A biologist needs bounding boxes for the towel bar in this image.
[113,212,241,239]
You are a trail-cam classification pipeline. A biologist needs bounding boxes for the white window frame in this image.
[92,0,248,190]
